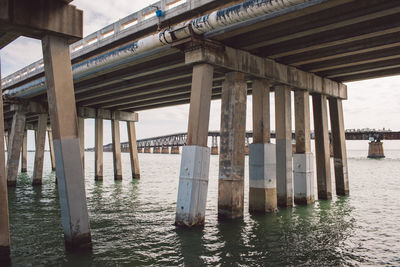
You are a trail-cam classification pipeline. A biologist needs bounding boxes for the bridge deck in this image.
[2,0,400,125]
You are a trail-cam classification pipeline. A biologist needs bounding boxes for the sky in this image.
[1,0,400,150]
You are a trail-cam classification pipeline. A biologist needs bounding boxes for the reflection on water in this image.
[6,148,400,266]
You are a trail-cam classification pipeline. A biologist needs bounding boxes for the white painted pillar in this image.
[293,90,314,205]
[175,63,213,227]
[249,79,277,213]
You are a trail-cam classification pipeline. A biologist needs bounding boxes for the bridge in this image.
[99,129,398,157]
[1,0,400,259]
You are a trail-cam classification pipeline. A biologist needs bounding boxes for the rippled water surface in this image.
[7,141,400,266]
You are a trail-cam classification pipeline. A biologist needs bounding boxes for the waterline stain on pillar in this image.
[218,72,247,220]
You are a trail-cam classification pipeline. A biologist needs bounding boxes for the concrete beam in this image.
[185,44,347,99]
[0,0,83,45]
[77,107,138,122]
[10,102,48,114]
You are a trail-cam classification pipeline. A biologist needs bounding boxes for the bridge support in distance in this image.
[211,136,218,155]
[171,146,180,154]
[218,72,247,220]
[42,34,91,250]
[95,118,103,180]
[249,79,277,213]
[78,117,85,169]
[275,85,293,207]
[293,89,314,205]
[175,63,213,227]
[48,130,56,171]
[368,140,385,159]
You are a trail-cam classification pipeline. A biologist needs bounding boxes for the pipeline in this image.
[5,0,308,98]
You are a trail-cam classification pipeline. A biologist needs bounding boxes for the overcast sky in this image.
[1,0,400,149]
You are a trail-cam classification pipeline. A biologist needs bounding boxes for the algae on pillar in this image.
[175,63,214,227]
[293,90,315,205]
[249,79,277,213]
[312,93,332,200]
[218,72,247,220]
[275,85,293,207]
[42,35,91,250]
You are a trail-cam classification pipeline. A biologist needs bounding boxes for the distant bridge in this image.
[98,130,400,152]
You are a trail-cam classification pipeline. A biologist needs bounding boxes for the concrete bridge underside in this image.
[1,0,400,261]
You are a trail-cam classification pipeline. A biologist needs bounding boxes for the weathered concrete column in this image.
[95,118,103,181]
[249,79,277,213]
[312,93,332,200]
[175,63,213,227]
[0,59,11,263]
[161,146,169,154]
[78,117,85,169]
[211,136,219,155]
[21,130,28,172]
[48,130,56,171]
[127,121,140,179]
[32,114,48,185]
[293,90,314,205]
[218,72,247,220]
[144,147,151,153]
[153,147,161,153]
[111,119,122,180]
[171,146,180,154]
[368,141,385,158]
[7,111,26,186]
[42,35,91,250]
[329,98,349,196]
[275,85,293,207]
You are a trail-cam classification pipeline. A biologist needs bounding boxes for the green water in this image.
[6,144,400,266]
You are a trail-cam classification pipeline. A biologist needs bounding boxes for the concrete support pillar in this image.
[137,148,143,153]
[153,147,161,153]
[171,146,180,154]
[293,90,314,205]
[95,118,103,181]
[127,121,140,179]
[175,63,213,227]
[312,93,332,200]
[211,136,218,155]
[48,130,56,171]
[161,147,169,154]
[7,111,26,186]
[144,147,151,153]
[368,141,385,158]
[111,119,122,180]
[42,35,91,250]
[218,72,247,220]
[329,98,349,196]
[249,79,277,213]
[21,130,28,172]
[275,85,293,207]
[0,59,10,262]
[78,117,85,169]
[32,114,48,185]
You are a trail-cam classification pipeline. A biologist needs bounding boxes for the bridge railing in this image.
[1,0,224,89]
